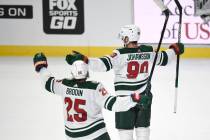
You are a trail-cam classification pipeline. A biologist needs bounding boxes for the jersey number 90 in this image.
[65,97,87,122]
[127,61,148,79]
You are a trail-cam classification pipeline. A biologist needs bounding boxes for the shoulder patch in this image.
[110,52,117,58]
[99,87,108,96]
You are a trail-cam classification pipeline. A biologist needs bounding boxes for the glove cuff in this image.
[131,93,141,102]
[34,61,48,72]
[169,43,180,55]
[34,61,47,67]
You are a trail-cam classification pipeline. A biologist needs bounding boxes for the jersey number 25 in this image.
[65,97,87,122]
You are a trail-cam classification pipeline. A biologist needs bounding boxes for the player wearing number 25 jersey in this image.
[33,53,148,140]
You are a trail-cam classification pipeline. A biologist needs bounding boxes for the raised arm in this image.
[66,51,117,72]
[88,56,113,72]
[33,53,64,95]
[33,53,51,83]
[156,43,184,66]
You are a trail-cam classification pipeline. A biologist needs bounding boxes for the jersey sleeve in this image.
[88,50,120,72]
[156,49,176,66]
[39,68,65,96]
[94,83,136,112]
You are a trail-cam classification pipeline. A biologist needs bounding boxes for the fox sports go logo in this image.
[49,0,78,29]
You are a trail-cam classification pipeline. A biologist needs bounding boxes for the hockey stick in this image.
[153,0,168,12]
[147,10,170,84]
[173,0,182,113]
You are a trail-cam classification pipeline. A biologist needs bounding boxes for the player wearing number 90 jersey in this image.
[88,45,176,96]
[33,53,145,140]
[87,25,184,140]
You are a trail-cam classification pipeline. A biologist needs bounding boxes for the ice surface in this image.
[0,57,210,140]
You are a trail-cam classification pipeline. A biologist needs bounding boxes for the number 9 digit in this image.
[127,61,139,79]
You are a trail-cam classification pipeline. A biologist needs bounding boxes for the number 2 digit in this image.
[65,97,73,122]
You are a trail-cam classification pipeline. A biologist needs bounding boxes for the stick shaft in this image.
[174,0,182,113]
[148,12,169,82]
[174,87,178,113]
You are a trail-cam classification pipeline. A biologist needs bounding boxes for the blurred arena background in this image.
[0,0,209,57]
[0,0,210,140]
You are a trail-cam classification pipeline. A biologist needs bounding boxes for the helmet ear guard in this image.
[118,24,140,45]
[123,36,129,45]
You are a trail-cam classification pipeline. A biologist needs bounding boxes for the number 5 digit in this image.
[74,99,87,122]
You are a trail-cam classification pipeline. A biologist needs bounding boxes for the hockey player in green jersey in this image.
[33,52,150,140]
[66,24,184,140]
